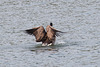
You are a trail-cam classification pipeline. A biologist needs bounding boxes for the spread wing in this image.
[46,25,65,40]
[50,26,65,37]
[25,26,46,42]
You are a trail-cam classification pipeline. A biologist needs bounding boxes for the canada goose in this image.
[25,23,64,46]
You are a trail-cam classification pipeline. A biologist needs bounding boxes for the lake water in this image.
[0,0,100,67]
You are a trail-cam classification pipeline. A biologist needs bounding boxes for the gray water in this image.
[0,0,100,67]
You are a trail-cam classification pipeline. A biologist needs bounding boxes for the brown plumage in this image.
[25,23,64,46]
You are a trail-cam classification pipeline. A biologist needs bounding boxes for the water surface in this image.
[0,0,100,67]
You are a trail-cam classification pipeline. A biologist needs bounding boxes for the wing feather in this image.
[25,26,46,42]
[25,27,39,36]
[48,26,66,37]
[46,25,65,41]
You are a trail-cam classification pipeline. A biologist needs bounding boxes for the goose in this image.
[25,23,64,46]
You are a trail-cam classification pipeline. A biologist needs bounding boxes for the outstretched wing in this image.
[25,26,46,42]
[46,25,65,40]
[50,26,65,37]
[25,27,39,35]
